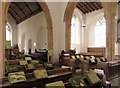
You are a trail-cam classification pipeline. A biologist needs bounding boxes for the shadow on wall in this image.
[28,39,32,50]
[21,32,25,51]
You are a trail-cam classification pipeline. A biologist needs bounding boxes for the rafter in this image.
[78,2,90,13]
[12,2,26,18]
[76,1,103,14]
[8,11,18,23]
[35,2,42,10]
[24,2,32,14]
[91,2,98,10]
[97,2,103,9]
[9,7,21,21]
[17,8,41,24]
[83,2,93,12]
[85,0,96,10]
[76,5,86,14]
[94,2,101,9]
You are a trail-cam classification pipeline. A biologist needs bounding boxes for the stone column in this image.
[65,21,71,51]
[101,2,117,61]
[64,2,77,51]
[47,26,53,50]
[0,2,6,78]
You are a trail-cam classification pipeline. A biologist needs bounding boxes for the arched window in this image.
[6,23,11,48]
[95,17,106,47]
[71,16,81,52]
[71,16,80,45]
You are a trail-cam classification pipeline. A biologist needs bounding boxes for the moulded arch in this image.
[64,2,78,51]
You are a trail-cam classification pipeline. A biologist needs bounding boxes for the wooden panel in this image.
[8,2,43,24]
[76,2,103,14]
[87,47,106,53]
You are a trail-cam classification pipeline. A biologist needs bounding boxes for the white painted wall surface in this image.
[85,9,104,47]
[18,12,47,54]
[46,2,68,63]
[71,8,83,53]
[7,13,18,46]
[116,4,120,55]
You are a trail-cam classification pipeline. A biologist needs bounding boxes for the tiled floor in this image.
[110,77,120,88]
[74,69,120,88]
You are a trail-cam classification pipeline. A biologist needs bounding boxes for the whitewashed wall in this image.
[71,8,84,53]
[85,9,104,47]
[116,4,120,55]
[18,12,47,53]
[7,13,18,46]
[46,2,68,63]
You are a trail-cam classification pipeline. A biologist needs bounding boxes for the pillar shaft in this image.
[102,2,117,61]
[65,21,71,51]
[47,26,53,50]
[0,2,6,78]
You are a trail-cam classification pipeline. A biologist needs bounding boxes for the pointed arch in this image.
[64,2,78,51]
[0,0,53,77]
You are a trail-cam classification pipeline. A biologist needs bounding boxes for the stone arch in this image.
[5,0,53,50]
[64,2,78,51]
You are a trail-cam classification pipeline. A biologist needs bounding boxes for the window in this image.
[95,17,106,47]
[6,23,11,48]
[71,16,80,44]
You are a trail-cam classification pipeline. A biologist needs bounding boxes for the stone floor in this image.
[74,69,120,88]
[110,77,120,88]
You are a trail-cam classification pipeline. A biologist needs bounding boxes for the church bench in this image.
[1,67,72,88]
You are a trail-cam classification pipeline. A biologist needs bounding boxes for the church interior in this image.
[0,0,120,88]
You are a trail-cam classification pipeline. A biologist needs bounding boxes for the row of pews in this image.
[60,51,120,80]
[1,67,72,88]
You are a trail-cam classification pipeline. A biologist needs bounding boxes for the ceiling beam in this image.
[85,0,96,10]
[12,2,26,18]
[76,5,86,14]
[91,2,98,10]
[97,2,103,9]
[35,2,43,11]
[18,8,41,24]
[78,2,89,13]
[9,7,21,21]
[83,2,93,12]
[94,2,101,9]
[24,2,32,14]
[89,2,97,10]
[80,2,90,13]
[8,11,18,24]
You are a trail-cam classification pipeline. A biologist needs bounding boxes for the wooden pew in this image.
[1,67,72,88]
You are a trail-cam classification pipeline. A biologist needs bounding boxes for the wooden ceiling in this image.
[76,1,103,14]
[8,1,103,24]
[8,2,43,24]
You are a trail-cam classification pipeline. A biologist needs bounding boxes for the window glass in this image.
[6,23,11,48]
[71,16,80,44]
[95,17,106,47]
